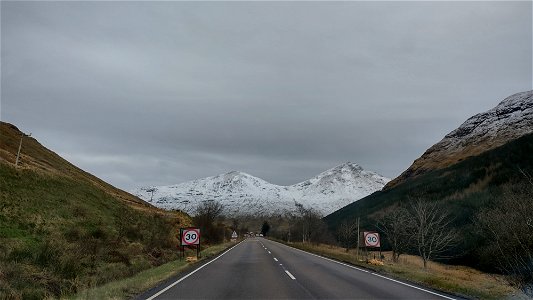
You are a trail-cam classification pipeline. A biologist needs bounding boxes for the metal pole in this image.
[356,217,360,261]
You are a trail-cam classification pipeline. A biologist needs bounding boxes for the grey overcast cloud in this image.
[1,1,531,191]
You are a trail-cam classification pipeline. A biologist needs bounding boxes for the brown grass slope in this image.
[0,121,169,214]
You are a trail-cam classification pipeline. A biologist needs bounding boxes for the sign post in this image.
[363,231,381,261]
[179,228,201,259]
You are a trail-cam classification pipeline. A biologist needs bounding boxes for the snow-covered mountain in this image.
[131,162,389,217]
[387,90,533,188]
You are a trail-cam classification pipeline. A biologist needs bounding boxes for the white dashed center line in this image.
[284,270,296,280]
[274,258,278,262]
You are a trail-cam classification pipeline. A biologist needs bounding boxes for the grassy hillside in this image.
[0,122,191,299]
[325,132,533,270]
[0,122,153,210]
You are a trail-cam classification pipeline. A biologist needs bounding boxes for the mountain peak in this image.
[132,163,390,216]
[335,162,363,172]
[496,90,532,108]
[222,170,247,177]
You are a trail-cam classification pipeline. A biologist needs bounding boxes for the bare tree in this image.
[283,210,296,243]
[475,179,533,296]
[337,220,357,251]
[376,207,413,262]
[410,199,457,269]
[295,203,310,243]
[193,200,224,243]
[518,166,533,186]
[231,218,240,232]
[294,203,330,244]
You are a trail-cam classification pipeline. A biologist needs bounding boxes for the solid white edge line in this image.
[285,270,296,280]
[145,241,244,300]
[268,240,456,300]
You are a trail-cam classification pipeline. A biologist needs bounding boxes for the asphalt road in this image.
[141,238,457,300]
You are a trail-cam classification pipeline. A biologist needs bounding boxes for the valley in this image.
[1,90,533,299]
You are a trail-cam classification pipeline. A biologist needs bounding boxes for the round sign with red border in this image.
[181,228,200,245]
[364,232,380,247]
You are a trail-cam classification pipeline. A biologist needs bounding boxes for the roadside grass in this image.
[279,241,520,300]
[70,242,234,300]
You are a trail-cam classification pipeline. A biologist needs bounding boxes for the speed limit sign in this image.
[181,228,200,246]
[364,232,380,247]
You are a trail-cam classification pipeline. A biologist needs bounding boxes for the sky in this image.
[1,1,531,191]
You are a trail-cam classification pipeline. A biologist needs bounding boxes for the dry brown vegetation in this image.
[386,137,516,189]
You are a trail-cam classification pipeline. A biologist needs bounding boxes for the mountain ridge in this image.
[386,90,533,188]
[132,162,390,216]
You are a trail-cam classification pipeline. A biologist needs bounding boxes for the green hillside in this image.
[0,122,191,299]
[325,132,533,270]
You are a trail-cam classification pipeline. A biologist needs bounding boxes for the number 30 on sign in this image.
[364,232,380,247]
[180,228,201,246]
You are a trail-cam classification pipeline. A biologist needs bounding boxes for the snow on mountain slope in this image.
[387,90,533,188]
[131,162,389,217]
[293,163,390,213]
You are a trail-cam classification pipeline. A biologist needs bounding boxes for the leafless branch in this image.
[410,199,458,268]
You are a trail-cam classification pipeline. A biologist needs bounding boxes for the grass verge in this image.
[70,242,235,300]
[274,240,522,300]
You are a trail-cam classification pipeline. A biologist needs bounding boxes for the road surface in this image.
[141,238,457,300]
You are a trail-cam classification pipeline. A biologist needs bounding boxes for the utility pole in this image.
[356,217,360,261]
[15,132,31,167]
